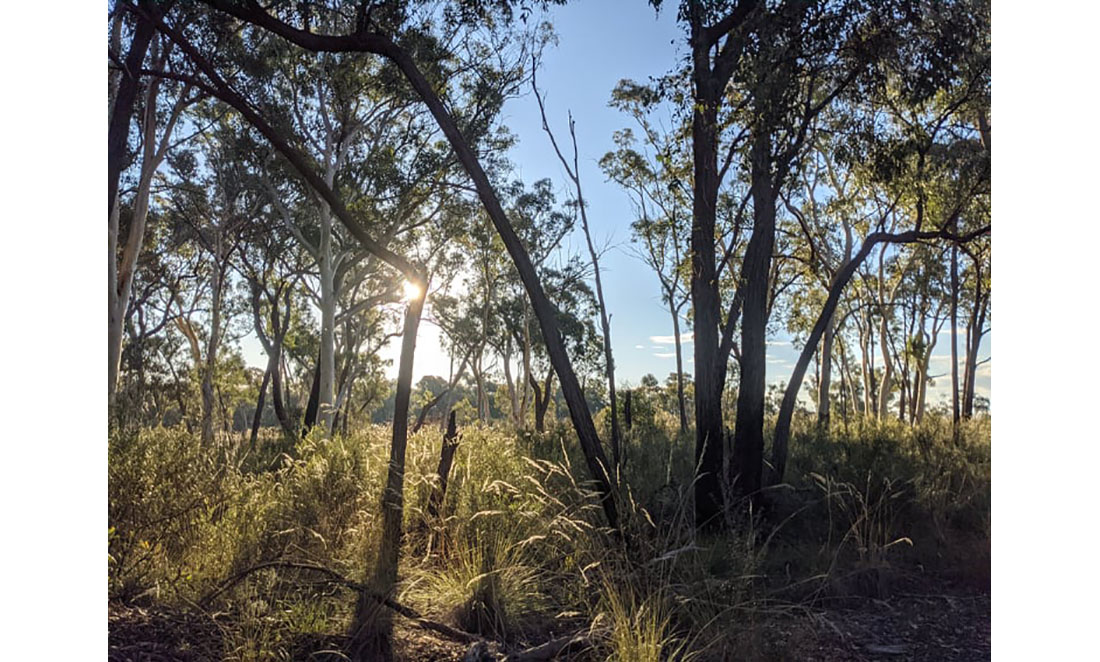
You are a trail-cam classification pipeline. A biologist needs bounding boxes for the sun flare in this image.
[402,280,423,301]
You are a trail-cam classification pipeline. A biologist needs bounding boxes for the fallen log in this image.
[201,560,482,645]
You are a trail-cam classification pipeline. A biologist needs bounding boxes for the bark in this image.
[670,301,689,433]
[426,411,460,521]
[730,130,776,502]
[302,350,321,437]
[688,89,726,528]
[817,313,835,428]
[200,257,226,445]
[682,0,757,528]
[350,284,426,660]
[108,0,157,221]
[950,242,960,433]
[318,207,337,432]
[623,389,632,431]
[249,366,271,450]
[770,224,991,483]
[530,371,554,433]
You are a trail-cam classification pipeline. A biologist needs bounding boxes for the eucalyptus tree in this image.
[163,114,264,444]
[109,16,201,404]
[768,0,991,481]
[960,235,990,419]
[189,2,621,547]
[601,85,695,434]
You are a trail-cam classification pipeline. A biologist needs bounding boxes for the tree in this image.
[602,86,695,434]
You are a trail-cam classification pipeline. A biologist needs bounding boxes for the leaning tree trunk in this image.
[817,312,835,428]
[107,0,156,222]
[349,283,426,660]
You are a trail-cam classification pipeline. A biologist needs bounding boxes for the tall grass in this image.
[109,412,990,658]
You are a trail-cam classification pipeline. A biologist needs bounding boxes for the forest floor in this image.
[107,572,989,661]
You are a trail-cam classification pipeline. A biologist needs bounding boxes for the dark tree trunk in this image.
[413,387,449,435]
[249,366,271,450]
[350,286,425,660]
[530,371,553,433]
[689,96,725,529]
[271,354,292,435]
[817,314,834,428]
[302,350,321,438]
[108,0,157,219]
[623,389,632,431]
[426,411,460,521]
[962,260,987,419]
[950,242,960,436]
[730,133,777,502]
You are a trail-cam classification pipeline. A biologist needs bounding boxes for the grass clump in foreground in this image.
[108,412,990,660]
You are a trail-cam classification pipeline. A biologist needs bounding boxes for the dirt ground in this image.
[109,574,989,662]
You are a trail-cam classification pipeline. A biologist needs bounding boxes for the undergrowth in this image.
[108,413,990,660]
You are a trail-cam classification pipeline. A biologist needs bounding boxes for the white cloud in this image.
[649,332,693,345]
[634,344,645,350]
[765,339,790,347]
[766,356,790,365]
[654,352,676,359]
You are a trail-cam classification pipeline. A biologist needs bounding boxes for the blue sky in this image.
[244,0,990,408]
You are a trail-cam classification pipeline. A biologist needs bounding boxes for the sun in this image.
[402,280,423,301]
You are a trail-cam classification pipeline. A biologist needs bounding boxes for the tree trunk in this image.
[249,366,271,450]
[730,131,776,503]
[350,284,425,660]
[302,350,321,437]
[671,301,689,434]
[107,0,156,221]
[623,389,632,431]
[201,257,225,445]
[689,94,725,528]
[963,266,987,418]
[950,242,960,435]
[817,312,835,428]
[109,48,187,403]
[531,371,553,433]
[426,411,460,522]
[317,205,337,433]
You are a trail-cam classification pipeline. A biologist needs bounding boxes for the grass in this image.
[108,411,990,659]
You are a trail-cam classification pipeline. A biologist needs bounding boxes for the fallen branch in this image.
[502,628,601,662]
[200,561,482,645]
